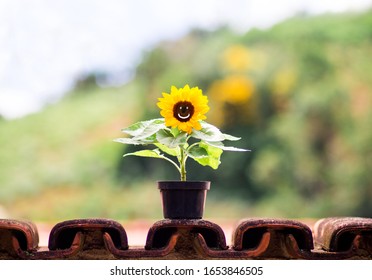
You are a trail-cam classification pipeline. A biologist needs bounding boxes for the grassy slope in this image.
[0,82,150,219]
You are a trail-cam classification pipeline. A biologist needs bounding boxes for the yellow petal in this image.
[192,121,202,131]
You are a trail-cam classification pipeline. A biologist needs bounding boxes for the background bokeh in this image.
[1,1,371,222]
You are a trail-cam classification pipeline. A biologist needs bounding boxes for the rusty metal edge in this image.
[145,219,227,250]
[194,232,271,259]
[103,232,179,258]
[0,219,39,251]
[314,217,372,252]
[232,218,314,251]
[48,218,128,250]
[13,232,84,259]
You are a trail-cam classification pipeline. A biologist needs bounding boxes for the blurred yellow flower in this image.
[222,45,251,72]
[209,75,255,104]
[157,85,209,134]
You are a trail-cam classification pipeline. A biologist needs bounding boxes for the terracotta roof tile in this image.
[1,217,371,259]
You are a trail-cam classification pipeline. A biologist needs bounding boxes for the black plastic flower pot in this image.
[158,181,210,219]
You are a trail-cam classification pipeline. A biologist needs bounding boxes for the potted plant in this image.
[114,84,249,219]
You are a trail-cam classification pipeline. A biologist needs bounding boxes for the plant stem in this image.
[180,147,187,181]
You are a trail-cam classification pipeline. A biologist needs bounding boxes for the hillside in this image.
[1,10,371,221]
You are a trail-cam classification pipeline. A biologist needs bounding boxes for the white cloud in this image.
[0,89,45,119]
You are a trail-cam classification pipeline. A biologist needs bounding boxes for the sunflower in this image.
[157,85,209,134]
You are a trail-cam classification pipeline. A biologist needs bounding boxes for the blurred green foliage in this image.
[119,10,372,218]
[1,10,371,220]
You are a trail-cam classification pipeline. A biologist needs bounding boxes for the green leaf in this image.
[191,121,226,142]
[154,143,179,157]
[171,127,182,137]
[187,145,208,158]
[223,134,241,141]
[206,141,250,152]
[190,142,223,169]
[201,141,223,158]
[122,118,165,139]
[156,129,187,148]
[113,135,156,145]
[192,121,245,143]
[123,149,166,159]
[123,149,181,172]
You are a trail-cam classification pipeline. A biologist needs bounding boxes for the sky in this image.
[0,0,371,119]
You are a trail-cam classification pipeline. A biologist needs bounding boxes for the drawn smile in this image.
[178,113,191,119]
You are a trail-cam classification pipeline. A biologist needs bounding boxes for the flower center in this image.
[173,101,194,122]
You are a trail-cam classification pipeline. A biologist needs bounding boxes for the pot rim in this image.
[157,180,210,190]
